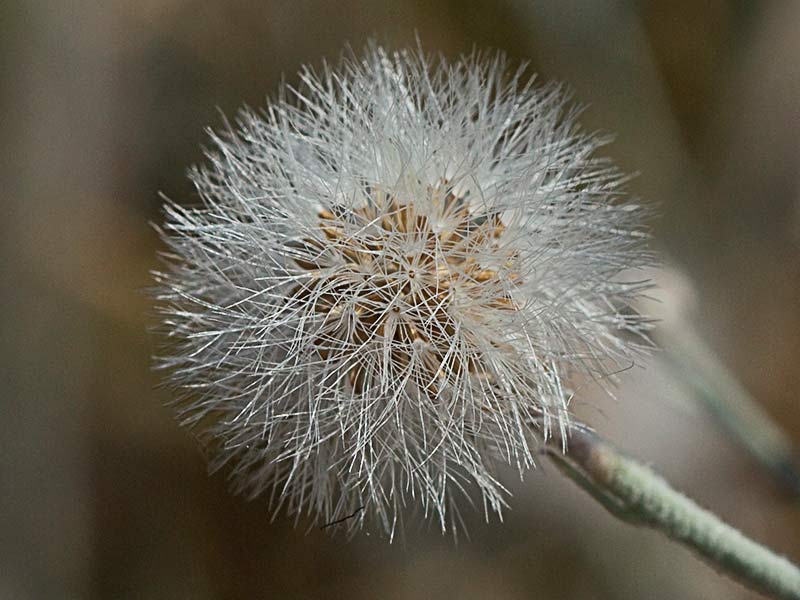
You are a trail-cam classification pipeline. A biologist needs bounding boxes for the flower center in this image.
[288,187,521,394]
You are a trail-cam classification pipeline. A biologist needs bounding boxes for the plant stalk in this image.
[660,326,800,496]
[546,426,800,600]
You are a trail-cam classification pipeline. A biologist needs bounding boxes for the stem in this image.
[661,326,800,496]
[546,426,800,600]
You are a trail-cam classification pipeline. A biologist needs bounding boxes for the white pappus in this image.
[153,43,655,538]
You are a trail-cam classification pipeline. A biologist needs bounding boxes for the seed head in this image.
[154,43,654,537]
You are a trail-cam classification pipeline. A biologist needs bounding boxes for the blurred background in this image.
[2,1,799,598]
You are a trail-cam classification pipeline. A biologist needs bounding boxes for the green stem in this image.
[546,427,800,600]
[661,327,800,496]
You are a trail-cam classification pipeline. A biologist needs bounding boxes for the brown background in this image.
[2,1,799,598]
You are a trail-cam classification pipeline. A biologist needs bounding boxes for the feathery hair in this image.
[153,43,654,538]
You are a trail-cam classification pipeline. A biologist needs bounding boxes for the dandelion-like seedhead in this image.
[154,43,655,537]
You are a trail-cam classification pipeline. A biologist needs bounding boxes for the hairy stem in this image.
[546,427,800,600]
[661,326,800,496]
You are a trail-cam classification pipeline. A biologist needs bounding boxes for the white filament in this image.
[154,43,655,537]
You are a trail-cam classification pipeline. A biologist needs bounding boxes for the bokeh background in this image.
[2,1,799,598]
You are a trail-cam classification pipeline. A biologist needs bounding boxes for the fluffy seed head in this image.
[154,43,655,537]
